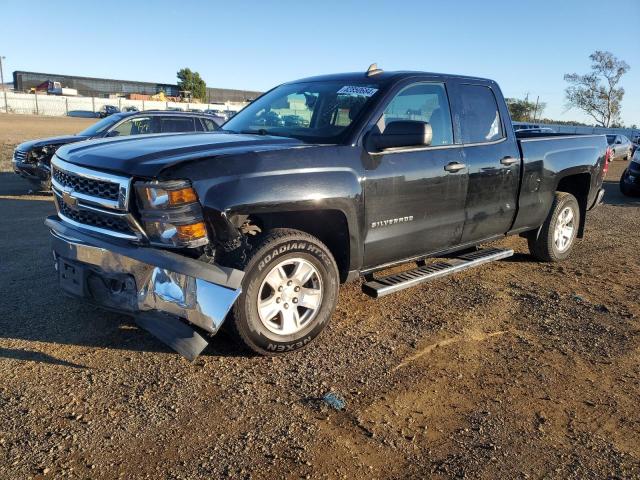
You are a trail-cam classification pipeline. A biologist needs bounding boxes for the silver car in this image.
[606,134,633,161]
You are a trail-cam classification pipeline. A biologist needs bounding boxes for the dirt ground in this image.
[0,114,638,479]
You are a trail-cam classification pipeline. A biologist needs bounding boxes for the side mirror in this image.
[105,130,120,138]
[371,120,433,151]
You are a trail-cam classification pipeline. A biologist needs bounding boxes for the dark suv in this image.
[12,111,222,189]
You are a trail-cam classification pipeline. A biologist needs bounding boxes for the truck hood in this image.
[54,132,305,178]
[17,134,88,151]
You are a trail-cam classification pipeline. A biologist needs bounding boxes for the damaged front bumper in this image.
[46,216,244,360]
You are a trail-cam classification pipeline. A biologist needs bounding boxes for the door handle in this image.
[500,156,518,166]
[444,162,466,173]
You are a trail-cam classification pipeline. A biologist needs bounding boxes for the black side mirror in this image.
[370,120,433,151]
[105,130,120,138]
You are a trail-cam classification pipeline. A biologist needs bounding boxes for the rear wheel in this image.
[620,173,638,197]
[229,228,339,355]
[528,192,580,262]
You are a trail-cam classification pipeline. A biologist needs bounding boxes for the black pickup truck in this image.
[45,66,607,359]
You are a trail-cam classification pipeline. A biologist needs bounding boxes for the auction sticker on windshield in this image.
[337,86,379,97]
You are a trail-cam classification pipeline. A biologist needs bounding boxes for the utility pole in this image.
[0,56,7,113]
[533,96,540,123]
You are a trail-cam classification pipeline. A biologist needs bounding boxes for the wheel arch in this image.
[247,209,353,283]
[555,172,591,238]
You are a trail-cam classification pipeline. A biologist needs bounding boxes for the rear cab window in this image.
[454,84,505,144]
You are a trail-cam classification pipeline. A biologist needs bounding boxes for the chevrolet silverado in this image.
[45,65,608,359]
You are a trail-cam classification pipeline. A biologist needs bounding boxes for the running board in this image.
[362,247,513,298]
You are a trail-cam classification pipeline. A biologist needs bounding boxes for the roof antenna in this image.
[366,63,383,77]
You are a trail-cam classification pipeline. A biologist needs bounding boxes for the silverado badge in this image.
[371,216,414,229]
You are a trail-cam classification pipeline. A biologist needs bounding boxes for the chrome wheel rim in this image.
[257,258,323,336]
[554,206,575,252]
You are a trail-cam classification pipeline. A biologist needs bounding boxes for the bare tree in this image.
[564,51,629,127]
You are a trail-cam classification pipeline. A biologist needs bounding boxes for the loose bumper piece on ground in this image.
[45,216,244,360]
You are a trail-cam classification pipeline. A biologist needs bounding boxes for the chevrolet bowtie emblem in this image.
[62,188,79,210]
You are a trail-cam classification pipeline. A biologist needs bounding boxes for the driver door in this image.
[362,81,468,268]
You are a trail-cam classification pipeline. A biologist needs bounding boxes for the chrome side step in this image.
[362,247,513,298]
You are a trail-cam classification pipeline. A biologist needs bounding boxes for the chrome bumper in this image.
[46,216,244,359]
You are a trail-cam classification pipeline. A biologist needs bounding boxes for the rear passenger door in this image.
[449,81,521,244]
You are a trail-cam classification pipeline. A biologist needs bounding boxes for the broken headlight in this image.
[30,145,59,167]
[134,180,209,248]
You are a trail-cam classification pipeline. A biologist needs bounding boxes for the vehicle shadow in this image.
[602,179,640,207]
[0,171,51,197]
[0,347,88,369]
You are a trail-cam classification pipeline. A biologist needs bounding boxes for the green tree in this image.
[564,51,629,128]
[176,68,207,101]
[506,97,546,122]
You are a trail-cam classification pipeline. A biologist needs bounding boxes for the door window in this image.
[381,82,453,146]
[457,85,504,144]
[199,118,219,131]
[160,117,195,133]
[109,117,155,136]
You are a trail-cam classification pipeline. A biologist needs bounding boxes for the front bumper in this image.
[46,216,244,359]
[13,160,49,184]
[622,166,640,192]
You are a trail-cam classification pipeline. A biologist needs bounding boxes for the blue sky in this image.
[2,0,639,125]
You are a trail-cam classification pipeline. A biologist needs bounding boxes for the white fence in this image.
[0,91,244,117]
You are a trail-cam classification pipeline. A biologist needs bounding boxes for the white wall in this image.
[0,92,245,117]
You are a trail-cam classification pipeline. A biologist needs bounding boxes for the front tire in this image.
[229,229,339,355]
[528,192,580,262]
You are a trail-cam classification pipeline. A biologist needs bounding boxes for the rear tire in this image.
[228,228,339,355]
[620,174,638,197]
[528,192,580,262]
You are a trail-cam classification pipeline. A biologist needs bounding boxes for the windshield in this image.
[77,115,123,137]
[222,81,382,143]
[606,135,616,144]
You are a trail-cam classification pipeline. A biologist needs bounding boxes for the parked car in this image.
[12,111,220,189]
[282,114,310,127]
[620,148,640,196]
[254,110,284,127]
[204,109,230,121]
[98,105,121,118]
[515,127,555,134]
[45,67,607,360]
[606,134,633,161]
[203,109,227,124]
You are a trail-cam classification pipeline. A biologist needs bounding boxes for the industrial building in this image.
[12,71,262,103]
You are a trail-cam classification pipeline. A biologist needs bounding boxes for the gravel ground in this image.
[0,114,639,479]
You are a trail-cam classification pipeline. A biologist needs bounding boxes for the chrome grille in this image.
[52,167,120,201]
[50,156,141,241]
[13,149,29,163]
[56,194,133,234]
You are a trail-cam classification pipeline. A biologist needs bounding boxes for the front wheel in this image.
[528,192,580,262]
[229,229,339,355]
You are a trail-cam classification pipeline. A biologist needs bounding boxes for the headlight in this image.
[134,180,209,248]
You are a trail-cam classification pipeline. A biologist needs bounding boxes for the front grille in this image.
[51,156,138,240]
[57,196,133,234]
[52,167,120,201]
[13,149,29,163]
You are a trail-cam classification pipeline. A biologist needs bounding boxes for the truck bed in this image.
[510,133,608,234]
